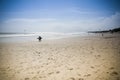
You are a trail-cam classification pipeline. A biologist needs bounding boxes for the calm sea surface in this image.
[0,32,88,43]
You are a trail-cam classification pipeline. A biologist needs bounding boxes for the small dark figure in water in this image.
[102,33,103,36]
[37,36,42,42]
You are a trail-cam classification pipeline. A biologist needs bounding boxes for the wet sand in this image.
[0,33,120,80]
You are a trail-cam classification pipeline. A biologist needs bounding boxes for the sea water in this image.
[0,32,88,43]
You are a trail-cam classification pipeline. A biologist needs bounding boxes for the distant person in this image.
[37,36,42,42]
[102,33,103,37]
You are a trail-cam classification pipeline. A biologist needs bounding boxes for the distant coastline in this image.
[88,27,120,33]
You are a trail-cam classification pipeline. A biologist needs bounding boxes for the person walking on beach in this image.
[37,36,42,42]
[102,33,103,37]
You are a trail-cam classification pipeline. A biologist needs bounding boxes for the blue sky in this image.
[0,0,120,32]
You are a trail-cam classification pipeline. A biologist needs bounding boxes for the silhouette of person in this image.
[37,36,42,42]
[102,33,103,37]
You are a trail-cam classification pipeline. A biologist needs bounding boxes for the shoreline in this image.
[0,32,119,43]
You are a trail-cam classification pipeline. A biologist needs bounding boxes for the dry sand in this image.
[0,33,120,80]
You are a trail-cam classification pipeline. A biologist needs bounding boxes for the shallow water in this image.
[0,32,88,43]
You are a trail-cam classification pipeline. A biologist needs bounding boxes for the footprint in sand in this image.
[109,67,114,70]
[68,77,84,80]
[90,66,94,69]
[32,76,39,80]
[84,74,91,77]
[48,72,54,75]
[116,77,120,80]
[78,78,84,80]
[110,71,119,76]
[95,55,101,59]
[106,72,109,74]
[68,68,73,70]
[77,73,81,76]
[56,71,60,74]
[25,78,29,80]
[91,47,94,50]
[68,77,75,80]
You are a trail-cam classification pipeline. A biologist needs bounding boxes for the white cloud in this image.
[1,12,120,32]
[5,18,56,23]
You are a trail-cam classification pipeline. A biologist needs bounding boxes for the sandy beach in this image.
[0,33,120,80]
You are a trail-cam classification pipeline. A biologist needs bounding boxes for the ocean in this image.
[0,32,88,43]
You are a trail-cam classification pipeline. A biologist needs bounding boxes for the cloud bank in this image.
[0,12,120,33]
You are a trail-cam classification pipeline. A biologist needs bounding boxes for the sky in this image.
[0,0,120,33]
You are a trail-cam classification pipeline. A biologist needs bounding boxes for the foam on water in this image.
[0,32,88,43]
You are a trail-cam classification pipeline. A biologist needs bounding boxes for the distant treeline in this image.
[88,27,120,33]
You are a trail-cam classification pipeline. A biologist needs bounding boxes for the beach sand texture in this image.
[0,34,120,80]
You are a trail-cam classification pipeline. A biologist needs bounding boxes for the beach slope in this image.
[0,34,120,80]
